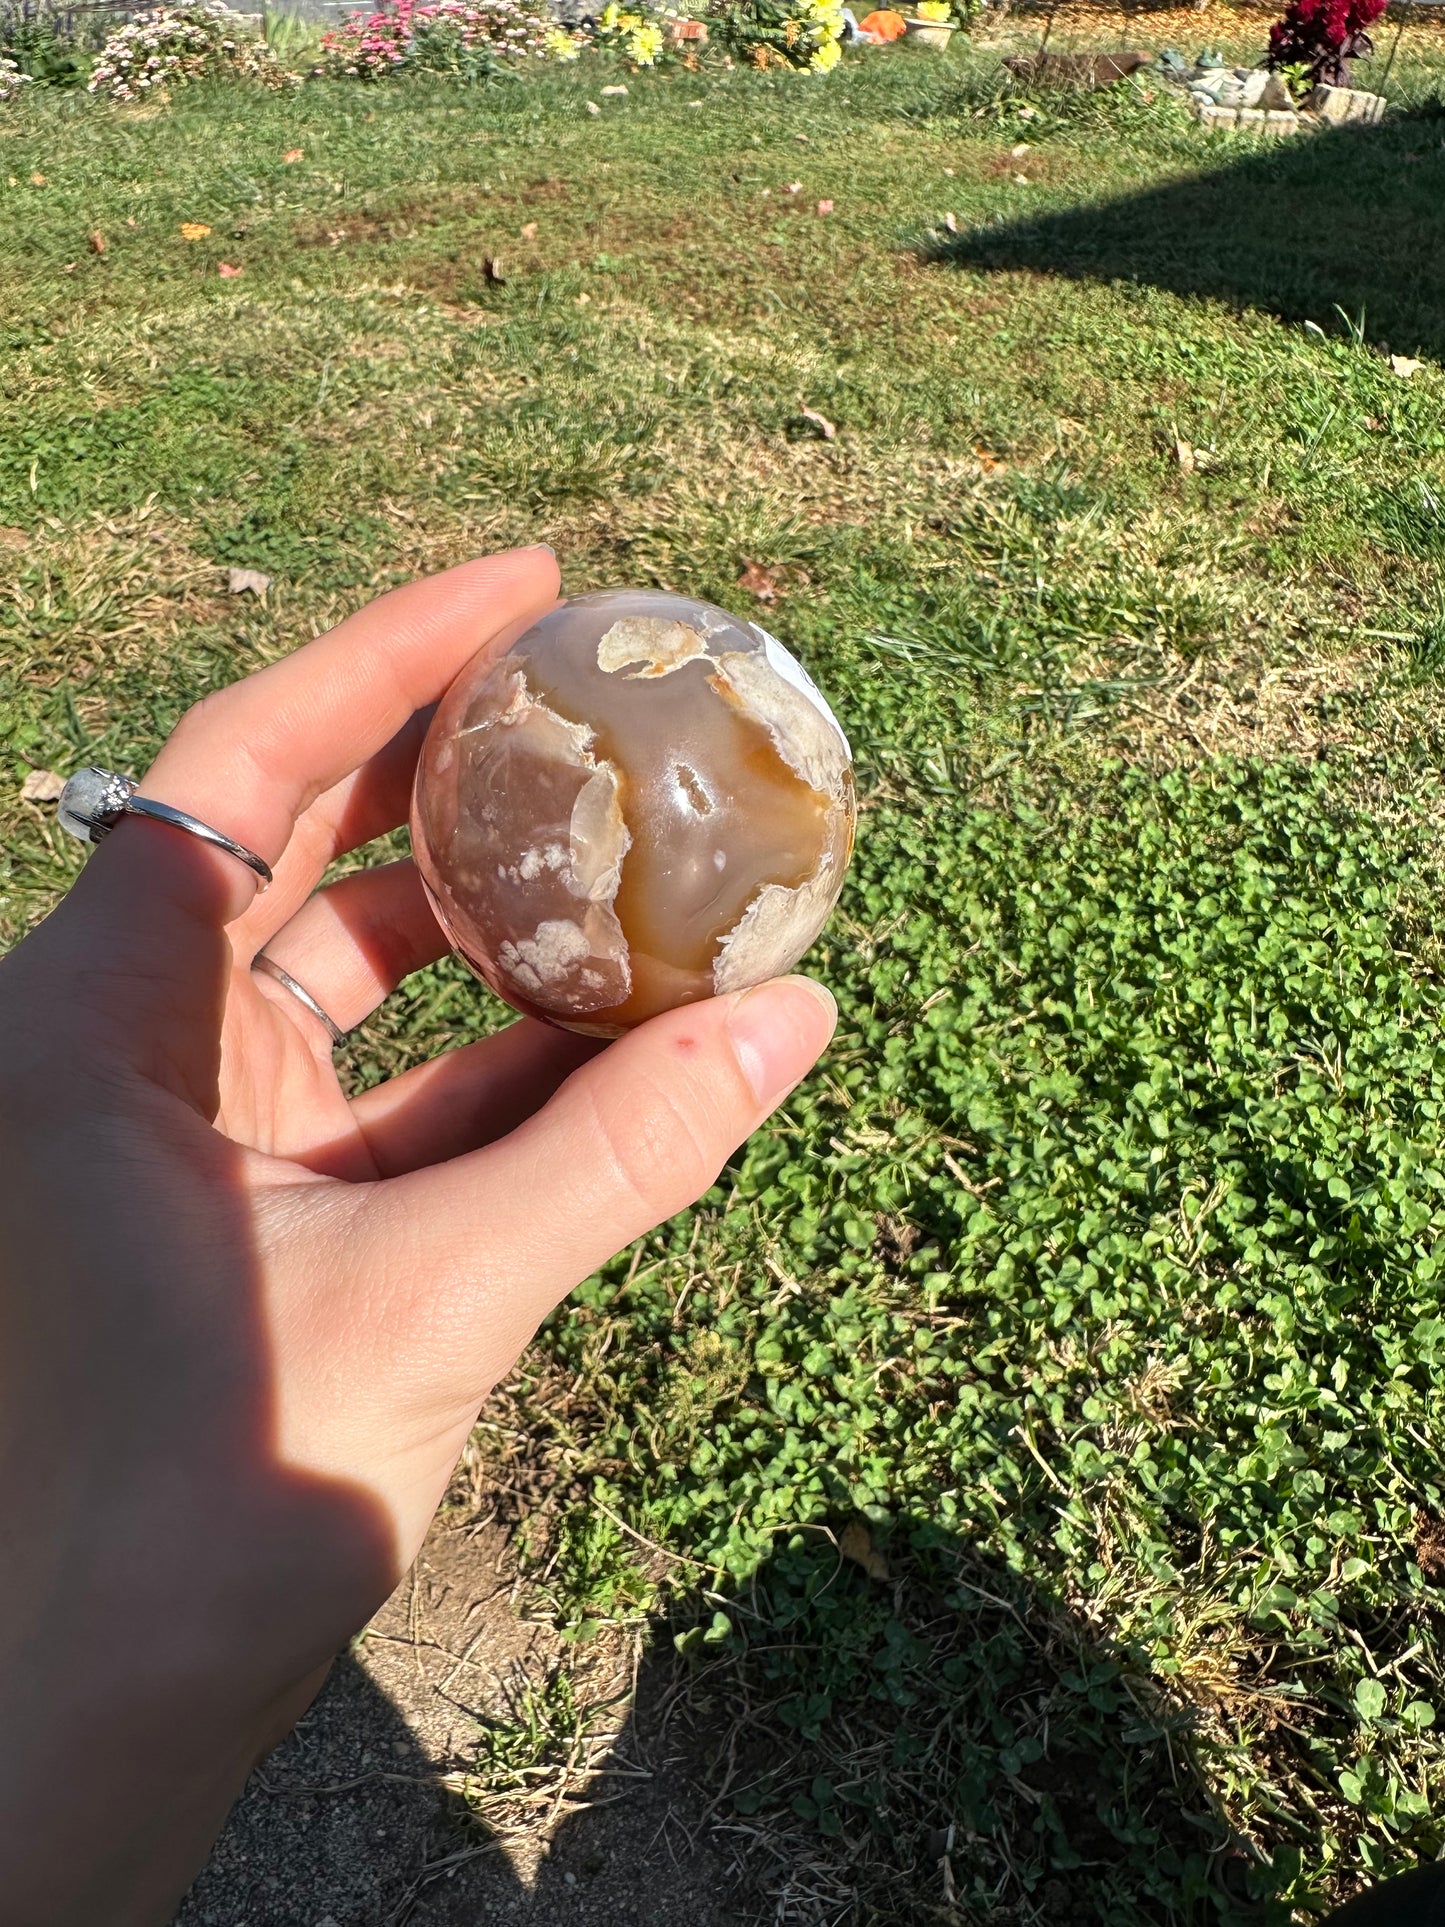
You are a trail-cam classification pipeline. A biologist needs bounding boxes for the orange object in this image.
[859,8,906,37]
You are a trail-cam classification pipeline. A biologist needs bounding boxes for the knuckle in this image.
[588,1072,725,1226]
[165,682,244,763]
[170,687,235,749]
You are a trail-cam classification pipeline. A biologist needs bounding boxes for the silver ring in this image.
[251,954,347,1048]
[57,766,272,889]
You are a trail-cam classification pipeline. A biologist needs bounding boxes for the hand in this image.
[0,548,836,1927]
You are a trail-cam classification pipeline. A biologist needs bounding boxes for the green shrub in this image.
[0,0,112,88]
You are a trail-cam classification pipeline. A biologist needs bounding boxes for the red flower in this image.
[1267,0,1388,85]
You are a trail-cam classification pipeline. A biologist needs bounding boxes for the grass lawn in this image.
[4,16,1445,1918]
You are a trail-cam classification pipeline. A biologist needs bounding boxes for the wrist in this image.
[0,1466,377,1926]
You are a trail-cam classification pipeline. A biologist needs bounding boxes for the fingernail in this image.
[727,976,837,1108]
[528,542,557,559]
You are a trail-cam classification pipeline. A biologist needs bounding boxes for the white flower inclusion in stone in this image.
[411,589,855,1034]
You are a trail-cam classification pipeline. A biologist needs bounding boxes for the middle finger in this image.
[235,709,429,954]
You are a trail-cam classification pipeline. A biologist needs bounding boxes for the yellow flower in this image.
[544,24,580,56]
[630,20,663,60]
[916,2,951,19]
[179,221,212,240]
[809,33,840,67]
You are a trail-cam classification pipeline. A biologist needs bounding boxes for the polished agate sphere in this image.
[411,589,856,1035]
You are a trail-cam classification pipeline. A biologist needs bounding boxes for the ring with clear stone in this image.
[56,766,272,889]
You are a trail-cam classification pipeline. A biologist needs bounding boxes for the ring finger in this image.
[252,860,450,1038]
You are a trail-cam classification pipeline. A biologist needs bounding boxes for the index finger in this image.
[141,547,559,920]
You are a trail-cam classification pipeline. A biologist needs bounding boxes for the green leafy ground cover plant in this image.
[3,28,1445,1919]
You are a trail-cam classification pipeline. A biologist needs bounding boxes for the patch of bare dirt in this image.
[520,178,570,206]
[293,191,479,250]
[1027,633,1381,765]
[172,1518,744,1927]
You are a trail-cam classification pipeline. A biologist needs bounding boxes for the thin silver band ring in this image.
[251,954,347,1048]
[57,767,272,889]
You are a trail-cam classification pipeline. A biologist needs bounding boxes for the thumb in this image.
[364,977,838,1378]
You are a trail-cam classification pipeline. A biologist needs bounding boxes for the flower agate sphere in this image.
[411,589,856,1035]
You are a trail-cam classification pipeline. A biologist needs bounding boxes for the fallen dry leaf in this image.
[795,131,809,142]
[1391,354,1423,379]
[483,254,506,285]
[839,1521,890,1582]
[87,230,106,255]
[283,147,303,163]
[520,220,538,239]
[1416,1509,1445,1583]
[1364,414,1386,432]
[217,262,243,277]
[585,98,600,114]
[0,526,30,551]
[1012,173,1030,185]
[179,222,212,241]
[126,215,137,228]
[1174,438,1196,473]
[1011,141,1031,156]
[943,211,958,233]
[973,445,1006,473]
[816,198,834,215]
[783,179,802,194]
[738,559,784,603]
[20,769,66,805]
[800,406,836,440]
[600,82,628,95]
[30,172,46,187]
[227,566,271,597]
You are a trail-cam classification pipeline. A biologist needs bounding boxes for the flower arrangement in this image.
[87,0,292,101]
[317,0,557,78]
[1265,0,1387,88]
[593,1,665,65]
[711,0,844,71]
[914,3,950,19]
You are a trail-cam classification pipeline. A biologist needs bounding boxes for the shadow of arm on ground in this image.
[173,1511,1392,1927]
[936,107,1445,362]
